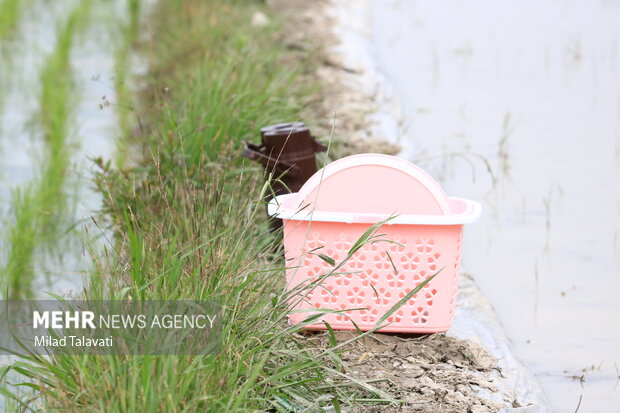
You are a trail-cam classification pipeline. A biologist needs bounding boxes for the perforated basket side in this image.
[282,220,463,333]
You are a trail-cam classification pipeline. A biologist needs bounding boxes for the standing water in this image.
[0,0,149,297]
[368,0,620,411]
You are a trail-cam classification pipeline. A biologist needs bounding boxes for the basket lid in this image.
[287,153,452,216]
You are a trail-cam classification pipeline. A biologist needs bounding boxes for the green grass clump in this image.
[1,0,418,410]
[1,0,91,298]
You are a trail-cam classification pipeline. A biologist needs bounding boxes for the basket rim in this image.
[268,194,481,225]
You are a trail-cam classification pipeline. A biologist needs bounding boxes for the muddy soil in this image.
[307,331,506,412]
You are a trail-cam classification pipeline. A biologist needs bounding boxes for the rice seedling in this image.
[1,0,91,299]
[0,0,22,40]
[497,112,516,180]
[112,0,141,167]
[541,182,564,255]
[127,0,139,37]
[2,186,38,298]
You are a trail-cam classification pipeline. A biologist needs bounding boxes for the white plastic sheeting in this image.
[451,274,551,412]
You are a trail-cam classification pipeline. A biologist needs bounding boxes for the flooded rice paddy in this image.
[0,1,149,407]
[369,0,620,411]
[0,0,146,300]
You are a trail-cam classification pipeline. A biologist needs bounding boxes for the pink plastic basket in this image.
[268,154,481,333]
